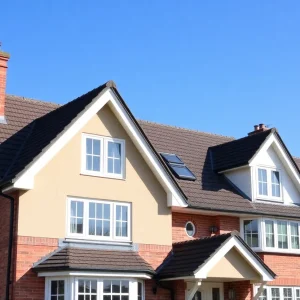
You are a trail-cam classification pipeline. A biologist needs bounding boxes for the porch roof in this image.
[156,231,276,282]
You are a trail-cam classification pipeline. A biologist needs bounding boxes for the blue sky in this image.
[1,1,300,155]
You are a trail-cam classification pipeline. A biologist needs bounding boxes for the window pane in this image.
[265,220,275,247]
[108,158,114,173]
[104,204,110,219]
[271,288,280,300]
[271,171,281,197]
[278,221,288,249]
[86,155,93,171]
[291,222,300,249]
[103,280,111,293]
[244,220,259,247]
[77,202,84,218]
[103,220,110,236]
[116,205,121,221]
[93,156,100,171]
[122,206,128,221]
[96,203,103,219]
[283,288,292,300]
[122,222,128,237]
[121,281,129,293]
[89,219,95,235]
[93,139,100,155]
[112,280,120,293]
[58,281,64,294]
[138,282,142,300]
[258,288,267,300]
[51,281,58,294]
[258,168,268,196]
[86,138,93,154]
[89,203,95,218]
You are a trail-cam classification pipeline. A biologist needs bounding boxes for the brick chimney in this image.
[248,123,268,136]
[0,50,10,124]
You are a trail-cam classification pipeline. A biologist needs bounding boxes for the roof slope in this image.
[139,121,300,218]
[156,232,275,279]
[210,129,273,172]
[0,83,108,184]
[33,247,155,274]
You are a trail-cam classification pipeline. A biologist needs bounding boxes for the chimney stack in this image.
[248,123,268,136]
[0,50,10,124]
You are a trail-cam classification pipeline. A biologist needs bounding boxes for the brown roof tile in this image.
[33,247,155,274]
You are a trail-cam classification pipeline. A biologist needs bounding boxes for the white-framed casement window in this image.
[67,197,131,242]
[256,167,282,201]
[82,134,125,179]
[241,218,300,253]
[255,286,300,300]
[46,278,144,300]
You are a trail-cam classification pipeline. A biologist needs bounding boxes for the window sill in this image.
[64,237,132,246]
[80,171,125,180]
[254,197,283,203]
[253,247,300,255]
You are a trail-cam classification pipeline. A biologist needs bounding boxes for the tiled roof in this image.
[139,121,300,218]
[33,247,155,274]
[156,232,275,279]
[210,129,273,172]
[1,86,300,218]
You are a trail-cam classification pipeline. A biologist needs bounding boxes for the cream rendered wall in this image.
[253,145,300,204]
[225,167,252,199]
[18,105,171,245]
[207,248,260,280]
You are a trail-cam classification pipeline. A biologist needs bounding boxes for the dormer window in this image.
[82,134,125,179]
[257,167,282,201]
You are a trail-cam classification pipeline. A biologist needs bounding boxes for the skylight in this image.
[160,153,196,181]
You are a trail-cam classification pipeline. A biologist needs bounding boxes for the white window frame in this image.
[254,286,300,300]
[67,197,131,242]
[46,277,144,300]
[255,166,283,202]
[81,133,126,180]
[241,218,300,254]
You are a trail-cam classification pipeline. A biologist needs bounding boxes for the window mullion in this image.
[274,221,278,250]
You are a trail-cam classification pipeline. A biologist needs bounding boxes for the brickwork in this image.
[13,236,59,300]
[0,52,9,116]
[215,215,240,234]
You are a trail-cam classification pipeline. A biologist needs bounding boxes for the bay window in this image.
[68,197,131,242]
[255,286,300,300]
[241,218,300,253]
[82,134,125,179]
[46,278,143,300]
[256,167,282,201]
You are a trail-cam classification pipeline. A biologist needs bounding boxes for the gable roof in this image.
[1,85,300,218]
[156,231,275,280]
[33,246,155,275]
[210,129,273,172]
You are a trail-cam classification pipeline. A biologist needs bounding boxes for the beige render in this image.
[18,104,172,245]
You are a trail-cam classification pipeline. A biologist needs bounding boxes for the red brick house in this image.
[0,50,299,300]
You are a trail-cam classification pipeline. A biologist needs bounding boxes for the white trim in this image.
[186,280,202,300]
[185,221,196,237]
[241,217,300,254]
[39,271,151,279]
[66,196,131,242]
[250,133,300,192]
[6,88,186,207]
[81,134,126,179]
[193,236,274,282]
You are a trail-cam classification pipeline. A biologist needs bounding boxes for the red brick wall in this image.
[224,281,252,300]
[172,212,240,243]
[13,236,58,300]
[138,244,172,270]
[259,253,300,286]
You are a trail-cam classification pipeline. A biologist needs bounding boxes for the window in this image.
[242,218,300,253]
[77,279,97,300]
[259,289,267,300]
[271,288,280,300]
[103,280,129,300]
[265,220,275,248]
[82,134,125,179]
[50,280,65,300]
[185,221,196,237]
[137,282,143,300]
[256,167,282,201]
[244,219,259,248]
[160,153,196,181]
[277,221,288,249]
[68,197,130,241]
[256,286,300,300]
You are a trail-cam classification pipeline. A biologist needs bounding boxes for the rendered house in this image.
[1,51,300,300]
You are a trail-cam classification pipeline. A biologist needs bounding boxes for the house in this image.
[0,51,300,300]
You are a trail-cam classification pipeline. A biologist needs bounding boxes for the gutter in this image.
[0,191,15,300]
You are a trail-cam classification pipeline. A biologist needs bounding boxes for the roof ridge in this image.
[6,94,60,107]
[172,232,232,246]
[138,119,235,139]
[210,128,273,150]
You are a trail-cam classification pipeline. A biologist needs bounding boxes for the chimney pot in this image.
[248,123,268,136]
[0,50,9,124]
[254,125,259,131]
